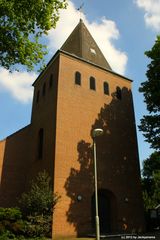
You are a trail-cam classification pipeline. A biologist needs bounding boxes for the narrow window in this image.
[38,128,44,159]
[116,87,122,100]
[104,82,109,95]
[90,76,96,90]
[42,83,46,96]
[75,71,81,85]
[36,90,40,103]
[49,74,53,88]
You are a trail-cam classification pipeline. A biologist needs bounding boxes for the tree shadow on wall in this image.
[64,87,140,236]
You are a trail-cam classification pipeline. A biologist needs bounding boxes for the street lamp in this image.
[91,128,103,240]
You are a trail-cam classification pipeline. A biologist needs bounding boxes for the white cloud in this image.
[0,68,37,103]
[88,19,127,75]
[47,0,127,75]
[135,0,160,31]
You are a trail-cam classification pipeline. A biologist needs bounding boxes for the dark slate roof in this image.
[61,19,112,70]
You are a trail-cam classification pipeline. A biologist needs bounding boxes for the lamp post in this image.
[92,128,103,240]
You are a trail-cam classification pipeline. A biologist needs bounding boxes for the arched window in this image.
[75,71,81,85]
[104,82,109,95]
[38,128,44,159]
[49,74,53,88]
[116,86,122,100]
[90,76,96,90]
[36,90,40,103]
[42,83,46,96]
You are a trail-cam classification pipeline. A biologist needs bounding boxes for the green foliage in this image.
[0,207,22,221]
[0,0,67,71]
[139,36,160,150]
[19,171,60,216]
[142,151,160,178]
[0,172,60,238]
[0,208,25,238]
[141,152,160,210]
[142,190,155,211]
[0,208,52,238]
[18,171,60,237]
[23,215,52,238]
[140,36,160,113]
[152,171,160,204]
[0,231,49,240]
[0,230,16,240]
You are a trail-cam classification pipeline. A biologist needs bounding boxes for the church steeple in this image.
[61,19,112,70]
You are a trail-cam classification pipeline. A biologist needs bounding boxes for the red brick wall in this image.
[52,53,145,237]
[0,56,60,207]
[0,139,6,185]
[0,126,31,206]
[28,56,59,181]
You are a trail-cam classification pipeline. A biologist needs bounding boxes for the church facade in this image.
[0,20,145,238]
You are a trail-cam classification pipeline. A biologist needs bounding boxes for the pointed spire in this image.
[61,20,112,70]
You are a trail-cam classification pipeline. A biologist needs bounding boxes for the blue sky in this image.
[0,0,159,167]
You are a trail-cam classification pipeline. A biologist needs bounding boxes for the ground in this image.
[55,231,160,240]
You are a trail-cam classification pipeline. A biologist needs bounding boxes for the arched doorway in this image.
[91,189,117,234]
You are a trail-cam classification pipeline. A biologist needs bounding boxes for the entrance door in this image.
[98,191,111,233]
[91,189,113,234]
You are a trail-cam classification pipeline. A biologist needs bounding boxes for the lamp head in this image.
[92,128,103,138]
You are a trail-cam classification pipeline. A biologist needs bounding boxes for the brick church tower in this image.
[0,20,145,237]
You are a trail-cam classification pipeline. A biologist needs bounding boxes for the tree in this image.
[139,35,160,150]
[141,152,160,210]
[143,151,160,178]
[19,171,60,216]
[0,0,67,71]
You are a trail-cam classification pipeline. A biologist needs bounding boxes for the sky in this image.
[0,0,159,167]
